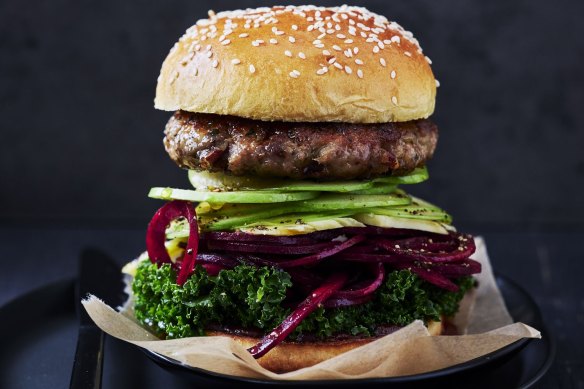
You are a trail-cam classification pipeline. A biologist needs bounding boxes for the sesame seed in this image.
[323,50,331,56]
[211,59,218,68]
[366,38,375,43]
[383,39,392,45]
[316,67,328,75]
[435,79,441,87]
[345,65,352,74]
[357,69,363,78]
[380,58,386,67]
[317,33,326,39]
[292,24,298,30]
[333,45,342,51]
[336,33,346,39]
[307,25,314,32]
[315,43,324,48]
[353,47,359,54]
[327,29,335,34]
[425,56,432,64]
[269,38,277,44]
[218,35,225,42]
[334,62,342,69]
[328,57,336,64]
[378,41,385,49]
[355,58,364,65]
[344,49,353,58]
[221,39,231,45]
[289,70,300,78]
[252,41,260,47]
[391,36,401,44]
[288,36,296,43]
[284,50,292,57]
[391,96,398,105]
[373,46,380,53]
[275,30,285,35]
[271,26,278,33]
[206,51,213,58]
[391,70,396,79]
[231,58,241,65]
[249,64,255,73]
[195,44,201,51]
[360,31,367,38]
[404,51,412,57]
[239,33,249,38]
[345,39,354,44]
[298,52,306,59]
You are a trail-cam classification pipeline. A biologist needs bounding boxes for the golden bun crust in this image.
[207,320,443,373]
[155,6,436,123]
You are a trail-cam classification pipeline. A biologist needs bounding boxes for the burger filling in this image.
[131,259,475,341]
[129,112,480,358]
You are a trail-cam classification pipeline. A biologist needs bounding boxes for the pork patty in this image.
[163,111,438,180]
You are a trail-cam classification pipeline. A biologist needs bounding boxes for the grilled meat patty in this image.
[164,111,438,180]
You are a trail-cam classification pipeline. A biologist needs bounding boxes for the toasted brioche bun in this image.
[207,320,443,373]
[155,5,436,123]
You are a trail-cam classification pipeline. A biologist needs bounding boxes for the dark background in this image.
[1,1,583,388]
[1,0,583,228]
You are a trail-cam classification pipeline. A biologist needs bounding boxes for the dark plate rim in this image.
[142,273,548,385]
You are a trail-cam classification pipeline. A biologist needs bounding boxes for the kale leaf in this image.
[132,261,474,340]
[132,261,291,338]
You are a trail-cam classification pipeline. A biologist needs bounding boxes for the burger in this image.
[123,5,481,373]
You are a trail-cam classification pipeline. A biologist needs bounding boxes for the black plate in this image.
[0,275,555,389]
[142,274,554,388]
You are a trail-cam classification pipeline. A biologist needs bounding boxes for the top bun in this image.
[155,5,436,123]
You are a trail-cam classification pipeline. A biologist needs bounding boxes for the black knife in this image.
[70,248,124,389]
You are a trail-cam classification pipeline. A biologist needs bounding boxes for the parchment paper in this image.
[82,237,541,380]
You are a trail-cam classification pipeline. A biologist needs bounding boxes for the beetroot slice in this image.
[275,235,366,268]
[206,240,340,255]
[196,253,239,269]
[146,200,199,286]
[404,266,459,291]
[371,234,476,263]
[247,272,348,359]
[201,263,224,276]
[202,232,318,245]
[333,262,385,298]
[429,259,482,277]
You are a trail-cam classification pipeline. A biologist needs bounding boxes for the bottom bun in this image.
[207,319,443,373]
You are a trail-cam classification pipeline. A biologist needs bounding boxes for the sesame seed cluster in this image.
[156,5,438,123]
[169,5,436,96]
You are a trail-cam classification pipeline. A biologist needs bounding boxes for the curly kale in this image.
[132,261,474,340]
[132,262,291,338]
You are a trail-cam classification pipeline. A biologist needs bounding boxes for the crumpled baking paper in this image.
[82,237,540,380]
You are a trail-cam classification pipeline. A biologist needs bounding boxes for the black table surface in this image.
[0,225,582,388]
